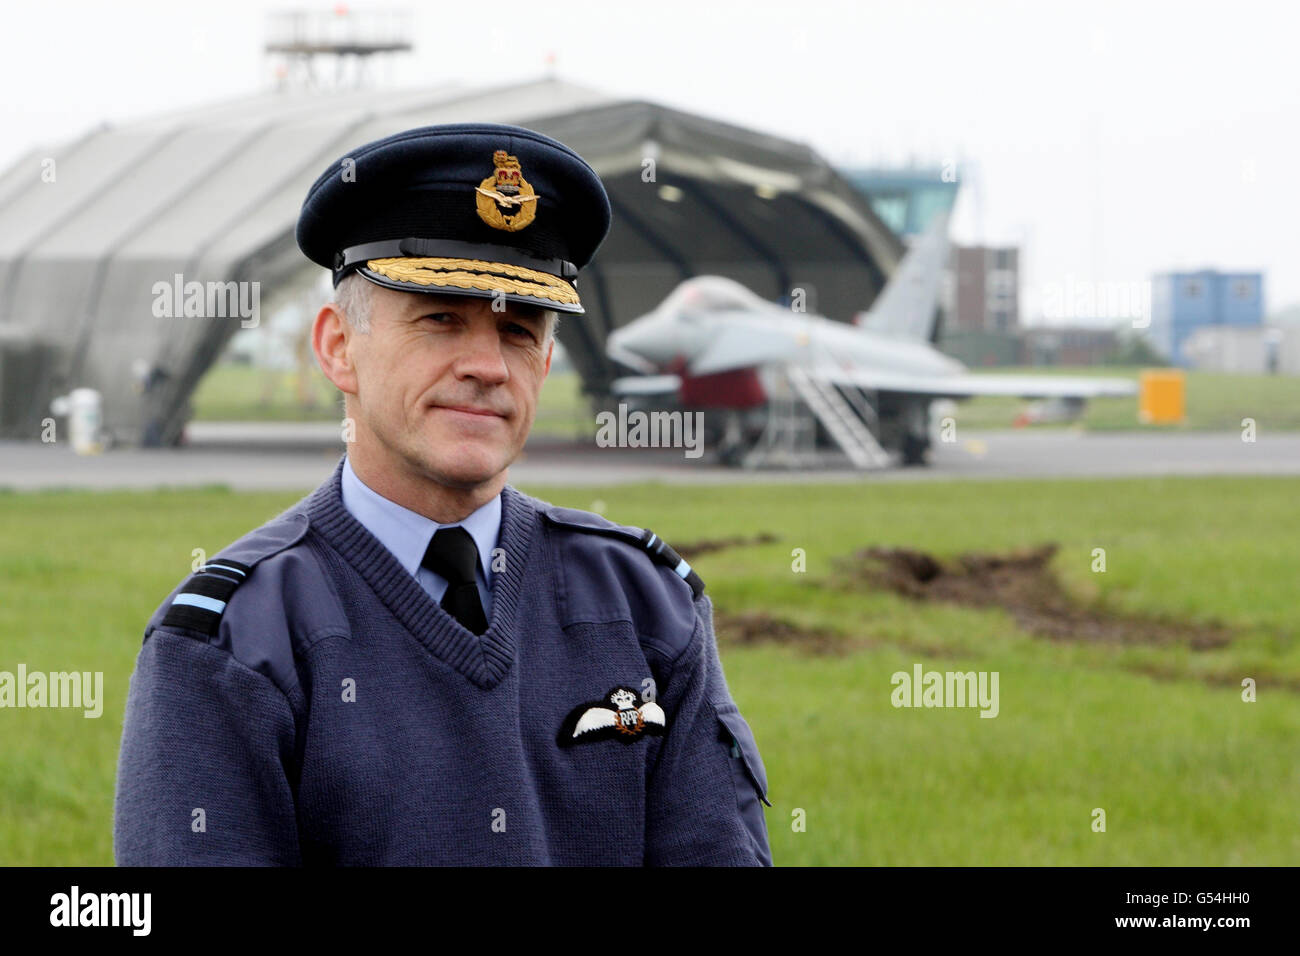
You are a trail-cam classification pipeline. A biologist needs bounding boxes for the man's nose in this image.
[453,319,510,382]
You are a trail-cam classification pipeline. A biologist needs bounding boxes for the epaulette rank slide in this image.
[161,561,253,636]
[639,529,705,601]
[540,508,705,600]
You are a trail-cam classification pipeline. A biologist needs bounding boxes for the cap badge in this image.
[475,150,539,232]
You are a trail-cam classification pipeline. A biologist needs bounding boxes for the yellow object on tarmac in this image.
[1138,369,1186,425]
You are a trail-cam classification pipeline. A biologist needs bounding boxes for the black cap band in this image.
[335,238,578,280]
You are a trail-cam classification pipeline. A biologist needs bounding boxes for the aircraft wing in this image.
[814,365,1137,399]
[942,374,1138,398]
[609,363,1136,401]
[691,322,807,376]
[609,374,683,396]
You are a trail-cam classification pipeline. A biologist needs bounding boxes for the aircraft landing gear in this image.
[900,430,930,466]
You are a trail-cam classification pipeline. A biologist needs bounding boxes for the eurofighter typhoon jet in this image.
[605,216,1137,467]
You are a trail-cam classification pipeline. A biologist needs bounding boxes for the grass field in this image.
[193,361,1300,435]
[1,476,1296,865]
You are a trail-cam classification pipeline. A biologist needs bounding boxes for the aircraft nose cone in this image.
[609,320,665,363]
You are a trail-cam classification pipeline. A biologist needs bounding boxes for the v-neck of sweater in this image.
[302,457,537,690]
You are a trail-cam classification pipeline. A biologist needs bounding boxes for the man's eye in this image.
[422,313,452,323]
[506,323,536,339]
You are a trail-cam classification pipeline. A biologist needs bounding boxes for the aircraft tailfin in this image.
[858,211,951,343]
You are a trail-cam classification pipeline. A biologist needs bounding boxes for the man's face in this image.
[342,284,553,492]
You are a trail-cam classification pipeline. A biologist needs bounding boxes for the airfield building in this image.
[841,166,961,240]
[1149,269,1265,366]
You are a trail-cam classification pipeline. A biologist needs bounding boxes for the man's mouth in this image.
[433,404,507,418]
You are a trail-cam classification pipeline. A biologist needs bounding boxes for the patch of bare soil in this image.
[713,610,856,656]
[838,543,1232,648]
[674,533,779,561]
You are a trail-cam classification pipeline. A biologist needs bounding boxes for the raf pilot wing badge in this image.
[557,686,667,747]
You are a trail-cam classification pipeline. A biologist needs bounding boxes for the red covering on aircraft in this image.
[678,367,767,409]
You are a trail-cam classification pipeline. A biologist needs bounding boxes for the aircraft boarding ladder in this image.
[786,367,892,469]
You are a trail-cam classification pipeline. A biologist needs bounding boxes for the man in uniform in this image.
[113,122,772,866]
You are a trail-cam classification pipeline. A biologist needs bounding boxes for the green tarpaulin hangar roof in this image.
[0,77,901,446]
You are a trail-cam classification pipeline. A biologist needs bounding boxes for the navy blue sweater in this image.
[113,457,772,865]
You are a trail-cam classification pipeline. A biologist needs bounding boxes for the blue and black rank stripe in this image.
[639,530,704,600]
[537,505,707,599]
[161,560,252,636]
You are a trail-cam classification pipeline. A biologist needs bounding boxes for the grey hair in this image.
[331,272,559,342]
[333,272,374,334]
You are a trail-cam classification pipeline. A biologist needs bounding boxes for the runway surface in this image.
[3,422,1299,491]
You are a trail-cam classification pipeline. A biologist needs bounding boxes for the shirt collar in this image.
[340,454,502,581]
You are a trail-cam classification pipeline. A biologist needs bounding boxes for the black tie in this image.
[420,526,488,635]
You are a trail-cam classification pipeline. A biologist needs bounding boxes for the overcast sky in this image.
[3,0,1297,321]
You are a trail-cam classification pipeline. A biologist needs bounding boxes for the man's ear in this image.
[314,303,360,398]
[543,337,553,378]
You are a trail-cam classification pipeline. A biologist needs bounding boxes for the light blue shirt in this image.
[340,455,501,624]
